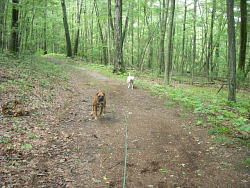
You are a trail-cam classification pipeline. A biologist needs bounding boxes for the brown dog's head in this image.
[96,91,105,104]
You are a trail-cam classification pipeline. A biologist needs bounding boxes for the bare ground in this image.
[1,57,249,188]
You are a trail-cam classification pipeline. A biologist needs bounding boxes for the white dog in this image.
[127,73,134,89]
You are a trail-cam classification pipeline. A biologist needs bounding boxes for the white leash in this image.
[122,114,129,188]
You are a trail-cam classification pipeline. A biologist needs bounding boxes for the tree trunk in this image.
[204,0,209,78]
[61,0,72,57]
[207,0,216,80]
[30,0,35,51]
[191,0,197,84]
[73,0,83,56]
[159,0,169,74]
[107,0,115,65]
[226,0,236,102]
[122,4,130,48]
[94,0,108,65]
[238,0,247,76]
[108,0,114,39]
[0,0,6,51]
[137,1,141,69]
[10,0,19,53]
[43,0,48,55]
[90,7,94,63]
[114,0,125,72]
[146,2,153,69]
[164,0,175,85]
[181,0,187,75]
[131,3,134,66]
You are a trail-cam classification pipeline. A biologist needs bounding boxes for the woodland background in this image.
[0,2,250,184]
[0,0,249,99]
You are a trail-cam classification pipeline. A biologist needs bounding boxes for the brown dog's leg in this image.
[103,106,105,115]
[91,105,94,116]
[99,107,102,116]
[100,101,106,116]
[94,105,98,119]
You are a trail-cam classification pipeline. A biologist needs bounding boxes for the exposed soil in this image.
[1,57,249,188]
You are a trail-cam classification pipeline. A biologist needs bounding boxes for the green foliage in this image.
[0,139,10,144]
[243,157,250,165]
[209,126,233,135]
[179,113,189,118]
[4,162,21,167]
[21,143,33,150]
[236,70,248,87]
[196,119,204,126]
[213,136,235,145]
[164,101,175,107]
[238,125,250,133]
[27,132,39,139]
[159,169,169,173]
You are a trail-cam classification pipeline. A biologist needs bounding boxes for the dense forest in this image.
[0,0,249,100]
[0,1,250,187]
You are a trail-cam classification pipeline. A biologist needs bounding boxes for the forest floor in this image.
[0,56,249,188]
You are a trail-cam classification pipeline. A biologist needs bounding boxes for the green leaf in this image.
[0,139,10,144]
[196,120,204,126]
[238,125,250,133]
[21,143,33,150]
[159,169,169,173]
[27,132,38,139]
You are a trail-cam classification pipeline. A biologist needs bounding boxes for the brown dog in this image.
[91,91,106,119]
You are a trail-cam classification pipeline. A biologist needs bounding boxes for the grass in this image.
[243,157,250,166]
[59,56,250,146]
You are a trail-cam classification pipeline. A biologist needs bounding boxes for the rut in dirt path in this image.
[45,57,249,188]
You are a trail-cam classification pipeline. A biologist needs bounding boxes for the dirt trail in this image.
[27,57,250,187]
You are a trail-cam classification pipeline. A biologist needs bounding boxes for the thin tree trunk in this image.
[159,0,169,73]
[10,0,19,53]
[204,0,209,78]
[90,7,94,63]
[114,0,124,72]
[226,0,236,102]
[238,0,247,76]
[61,0,72,57]
[164,0,175,85]
[207,0,216,80]
[146,2,153,69]
[137,1,141,69]
[131,3,134,66]
[18,11,27,53]
[122,3,131,48]
[191,0,197,84]
[107,0,114,65]
[108,0,114,39]
[83,0,88,59]
[30,0,35,49]
[43,0,48,55]
[94,0,108,65]
[181,0,187,75]
[73,0,83,56]
[0,0,6,51]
